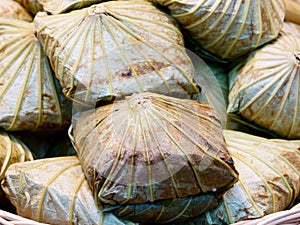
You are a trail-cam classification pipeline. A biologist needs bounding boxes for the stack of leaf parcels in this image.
[1,0,300,225]
[71,92,238,223]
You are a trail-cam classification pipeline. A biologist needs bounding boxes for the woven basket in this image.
[0,209,48,225]
[0,203,299,225]
[232,203,300,225]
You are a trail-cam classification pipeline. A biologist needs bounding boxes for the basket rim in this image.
[232,203,300,225]
[0,203,299,225]
[0,209,48,225]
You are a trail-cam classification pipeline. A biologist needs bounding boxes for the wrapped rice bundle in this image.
[0,19,72,131]
[14,0,43,15]
[0,130,33,210]
[0,131,33,181]
[285,0,300,25]
[0,0,32,21]
[215,74,281,137]
[34,1,199,106]
[227,29,300,139]
[150,0,285,59]
[282,21,300,36]
[70,92,238,222]
[1,156,136,225]
[38,0,104,15]
[190,130,300,225]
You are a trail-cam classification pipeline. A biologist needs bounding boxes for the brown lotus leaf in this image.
[149,0,285,59]
[1,156,136,225]
[71,92,238,207]
[228,29,300,139]
[0,19,72,131]
[38,0,104,14]
[0,130,33,209]
[191,130,300,224]
[0,0,32,21]
[14,0,43,15]
[34,1,199,105]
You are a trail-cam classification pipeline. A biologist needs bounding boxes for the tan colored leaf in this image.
[14,0,43,15]
[38,0,103,14]
[0,130,33,207]
[228,29,300,138]
[191,130,300,224]
[0,19,71,131]
[0,0,32,21]
[150,0,285,59]
[1,156,136,225]
[282,21,300,36]
[34,1,199,105]
[71,92,238,207]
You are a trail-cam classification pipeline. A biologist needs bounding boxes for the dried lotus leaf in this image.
[38,0,104,14]
[0,19,72,131]
[150,0,285,59]
[1,156,136,225]
[282,21,300,36]
[0,131,33,180]
[190,130,300,224]
[0,130,33,210]
[227,30,300,139]
[71,92,238,208]
[0,0,32,21]
[34,1,199,105]
[14,0,43,15]
[182,30,230,64]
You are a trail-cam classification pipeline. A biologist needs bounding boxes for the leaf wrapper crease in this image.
[1,156,136,225]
